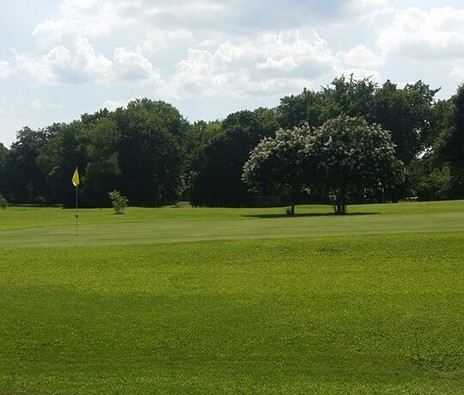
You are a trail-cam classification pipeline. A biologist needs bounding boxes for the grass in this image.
[1,200,464,248]
[1,201,464,394]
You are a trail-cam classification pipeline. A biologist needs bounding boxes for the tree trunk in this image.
[333,187,347,215]
[287,186,296,216]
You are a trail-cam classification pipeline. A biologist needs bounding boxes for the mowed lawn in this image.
[1,202,464,394]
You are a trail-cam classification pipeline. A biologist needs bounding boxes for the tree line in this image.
[0,75,463,209]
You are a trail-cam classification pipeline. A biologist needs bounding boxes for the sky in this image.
[1,0,464,147]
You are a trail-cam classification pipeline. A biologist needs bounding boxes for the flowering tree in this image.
[311,115,404,214]
[242,125,312,215]
[243,115,404,215]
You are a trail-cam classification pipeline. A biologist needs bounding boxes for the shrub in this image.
[108,190,128,214]
[0,194,7,209]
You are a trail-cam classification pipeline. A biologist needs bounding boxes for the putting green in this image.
[0,201,463,247]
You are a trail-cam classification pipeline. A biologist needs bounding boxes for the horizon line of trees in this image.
[0,75,463,209]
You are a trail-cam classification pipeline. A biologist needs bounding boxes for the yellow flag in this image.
[72,167,80,187]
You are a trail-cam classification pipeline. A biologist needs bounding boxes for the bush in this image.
[0,194,7,209]
[108,190,128,214]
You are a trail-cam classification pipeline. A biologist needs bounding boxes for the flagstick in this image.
[75,185,79,237]
[72,166,80,238]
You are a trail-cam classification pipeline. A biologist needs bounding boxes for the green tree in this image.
[278,88,325,128]
[37,122,87,207]
[0,143,7,167]
[0,143,9,199]
[311,115,404,214]
[190,109,278,207]
[320,75,376,121]
[372,80,439,164]
[115,99,188,206]
[407,157,452,201]
[4,127,50,203]
[83,117,120,207]
[184,120,222,200]
[278,75,376,129]
[242,125,312,215]
[437,84,464,196]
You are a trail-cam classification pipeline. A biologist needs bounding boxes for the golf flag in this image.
[72,167,80,187]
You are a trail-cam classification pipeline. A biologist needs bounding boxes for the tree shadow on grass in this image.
[243,212,379,219]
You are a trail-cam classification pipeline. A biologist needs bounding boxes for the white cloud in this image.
[355,0,392,17]
[136,30,193,54]
[30,99,64,111]
[17,38,113,85]
[450,64,464,82]
[113,48,162,83]
[16,38,162,86]
[334,45,381,82]
[336,44,381,70]
[256,31,333,72]
[3,0,464,149]
[162,29,337,99]
[378,6,464,60]
[33,0,126,44]
[0,60,14,79]
[75,37,113,80]
[32,20,64,48]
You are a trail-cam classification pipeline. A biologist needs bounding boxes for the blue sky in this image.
[1,0,464,147]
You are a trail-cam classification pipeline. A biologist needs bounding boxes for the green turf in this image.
[1,200,464,248]
[0,201,464,394]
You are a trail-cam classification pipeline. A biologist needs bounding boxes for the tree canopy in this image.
[310,115,404,214]
[242,125,311,215]
[437,84,464,196]
[190,108,278,207]
[0,75,462,209]
[243,116,404,215]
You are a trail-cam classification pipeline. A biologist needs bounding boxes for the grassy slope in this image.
[0,201,464,394]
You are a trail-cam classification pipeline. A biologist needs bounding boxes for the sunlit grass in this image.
[0,201,463,393]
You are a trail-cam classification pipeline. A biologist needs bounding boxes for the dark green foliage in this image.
[0,194,7,209]
[83,117,120,207]
[115,99,188,207]
[278,75,377,129]
[320,75,376,121]
[4,127,51,204]
[183,120,222,200]
[372,80,439,164]
[0,76,462,206]
[38,99,188,208]
[407,158,452,201]
[190,108,278,207]
[37,122,88,207]
[438,85,464,196]
[278,76,439,166]
[0,143,9,199]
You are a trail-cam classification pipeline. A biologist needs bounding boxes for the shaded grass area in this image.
[1,233,464,394]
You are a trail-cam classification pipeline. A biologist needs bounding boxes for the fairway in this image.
[1,201,464,394]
